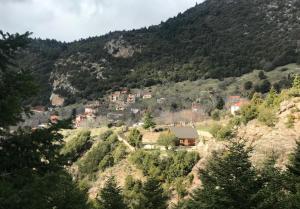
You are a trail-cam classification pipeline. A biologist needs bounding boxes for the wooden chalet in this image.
[169,126,199,146]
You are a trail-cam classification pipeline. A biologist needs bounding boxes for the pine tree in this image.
[143,112,156,129]
[97,176,127,209]
[293,74,300,90]
[264,87,278,107]
[140,177,168,209]
[0,31,37,130]
[254,155,287,209]
[283,140,300,208]
[187,140,259,209]
[128,128,143,149]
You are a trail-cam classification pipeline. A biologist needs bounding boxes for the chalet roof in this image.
[169,126,199,139]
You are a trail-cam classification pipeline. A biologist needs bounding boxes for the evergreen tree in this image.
[140,177,168,209]
[288,140,300,178]
[97,176,127,209]
[0,31,37,130]
[264,87,278,107]
[143,112,156,129]
[123,175,144,209]
[128,128,143,149]
[254,155,287,209]
[187,140,259,209]
[293,74,300,90]
[0,32,89,209]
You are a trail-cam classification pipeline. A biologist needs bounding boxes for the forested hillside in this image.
[18,0,300,105]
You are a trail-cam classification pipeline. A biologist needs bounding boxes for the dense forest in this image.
[16,0,300,105]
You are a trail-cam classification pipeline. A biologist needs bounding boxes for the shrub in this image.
[129,150,199,184]
[211,109,220,121]
[240,104,258,124]
[244,81,253,90]
[157,132,178,150]
[258,71,267,80]
[112,143,128,163]
[98,154,114,171]
[257,106,277,127]
[216,126,233,140]
[78,137,118,177]
[100,130,113,140]
[285,114,295,128]
[209,123,223,138]
[60,130,91,162]
[127,129,143,149]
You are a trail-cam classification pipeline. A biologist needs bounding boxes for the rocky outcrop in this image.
[50,93,65,106]
[104,36,141,58]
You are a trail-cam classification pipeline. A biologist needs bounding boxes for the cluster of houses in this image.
[109,88,152,112]
[75,102,101,128]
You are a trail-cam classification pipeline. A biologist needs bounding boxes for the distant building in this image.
[110,91,121,102]
[169,126,199,146]
[191,102,202,112]
[230,100,249,115]
[143,93,152,99]
[32,106,46,113]
[131,108,140,114]
[85,107,97,116]
[127,94,136,104]
[75,114,86,128]
[50,115,60,124]
[225,95,241,109]
[121,88,129,94]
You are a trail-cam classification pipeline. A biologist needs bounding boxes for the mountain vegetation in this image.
[16,0,300,105]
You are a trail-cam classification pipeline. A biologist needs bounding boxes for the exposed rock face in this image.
[50,93,64,106]
[104,36,141,58]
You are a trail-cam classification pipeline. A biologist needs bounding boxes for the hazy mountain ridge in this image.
[18,0,300,105]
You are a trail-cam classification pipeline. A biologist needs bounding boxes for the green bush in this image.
[100,130,113,140]
[209,123,233,140]
[244,81,253,90]
[216,126,233,140]
[285,114,295,128]
[112,143,128,163]
[127,129,143,149]
[209,123,223,138]
[60,130,91,162]
[240,104,258,124]
[99,154,114,171]
[129,150,199,183]
[78,135,119,177]
[257,106,277,127]
[211,109,221,121]
[157,132,178,150]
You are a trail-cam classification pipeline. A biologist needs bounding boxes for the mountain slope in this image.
[18,0,300,105]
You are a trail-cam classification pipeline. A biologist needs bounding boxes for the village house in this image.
[131,108,140,114]
[50,114,60,124]
[131,89,142,98]
[127,94,136,104]
[230,99,249,115]
[191,102,202,112]
[109,91,121,102]
[32,106,46,113]
[169,126,199,146]
[225,95,241,109]
[121,87,129,94]
[116,102,126,111]
[75,114,86,128]
[143,93,152,99]
[84,106,97,116]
